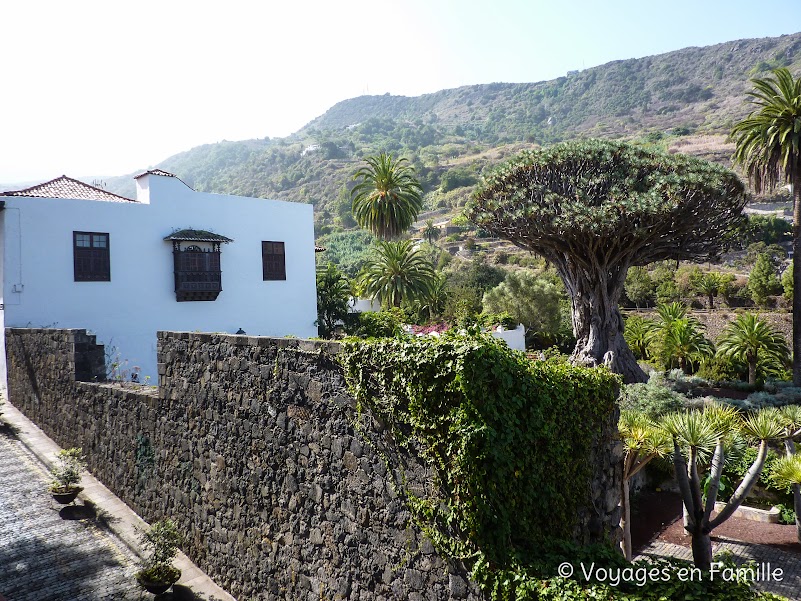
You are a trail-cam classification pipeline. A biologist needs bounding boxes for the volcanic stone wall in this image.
[5,328,622,600]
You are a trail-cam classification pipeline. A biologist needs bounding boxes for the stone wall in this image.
[6,328,622,600]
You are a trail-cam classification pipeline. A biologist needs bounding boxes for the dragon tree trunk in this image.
[559,260,647,384]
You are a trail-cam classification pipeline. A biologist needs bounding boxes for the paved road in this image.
[639,539,801,600]
[0,425,142,601]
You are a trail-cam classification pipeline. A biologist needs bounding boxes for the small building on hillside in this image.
[0,170,318,387]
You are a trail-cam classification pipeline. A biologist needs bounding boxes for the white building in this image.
[0,170,318,386]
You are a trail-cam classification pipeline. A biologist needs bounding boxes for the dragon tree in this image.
[467,140,746,383]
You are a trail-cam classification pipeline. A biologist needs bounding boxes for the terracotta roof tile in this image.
[1,175,135,202]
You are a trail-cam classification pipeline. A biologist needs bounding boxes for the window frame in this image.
[73,231,110,282]
[262,241,286,281]
[172,243,223,302]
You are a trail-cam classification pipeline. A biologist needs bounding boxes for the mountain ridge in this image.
[20,32,799,239]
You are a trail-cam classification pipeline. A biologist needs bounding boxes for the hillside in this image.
[98,32,801,240]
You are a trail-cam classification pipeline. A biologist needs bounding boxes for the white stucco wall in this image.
[348,297,381,313]
[0,174,318,382]
[491,324,526,351]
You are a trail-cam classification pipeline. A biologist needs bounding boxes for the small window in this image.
[262,241,286,280]
[73,232,110,281]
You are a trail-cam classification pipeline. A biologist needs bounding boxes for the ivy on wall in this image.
[340,331,620,571]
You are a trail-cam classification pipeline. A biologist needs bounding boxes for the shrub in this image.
[346,310,405,338]
[697,355,746,384]
[618,374,688,418]
[774,503,797,525]
[138,519,182,584]
[663,369,710,394]
[49,448,86,492]
[748,253,782,306]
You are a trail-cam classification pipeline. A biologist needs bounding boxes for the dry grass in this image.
[667,134,734,156]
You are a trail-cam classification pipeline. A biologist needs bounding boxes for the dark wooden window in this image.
[262,241,286,280]
[73,232,110,281]
[173,244,222,302]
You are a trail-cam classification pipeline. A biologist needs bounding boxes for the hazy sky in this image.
[1,0,799,184]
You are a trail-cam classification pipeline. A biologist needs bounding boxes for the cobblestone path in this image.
[639,539,801,600]
[0,428,142,601]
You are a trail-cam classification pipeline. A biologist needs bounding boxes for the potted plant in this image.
[135,519,182,595]
[49,447,85,504]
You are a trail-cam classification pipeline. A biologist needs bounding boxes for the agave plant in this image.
[661,405,784,569]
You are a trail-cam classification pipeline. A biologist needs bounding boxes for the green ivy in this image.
[340,331,787,600]
[340,331,619,576]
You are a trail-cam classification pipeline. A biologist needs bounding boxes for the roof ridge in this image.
[1,175,135,202]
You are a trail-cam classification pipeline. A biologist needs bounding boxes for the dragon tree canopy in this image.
[466,139,747,383]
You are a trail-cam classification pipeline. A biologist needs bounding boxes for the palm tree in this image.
[421,219,441,244]
[660,318,714,373]
[655,301,689,325]
[691,271,723,309]
[732,67,801,384]
[316,263,351,339]
[662,405,784,569]
[623,315,657,360]
[351,153,423,240]
[360,240,435,308]
[716,313,789,385]
[618,411,670,560]
[417,272,448,321]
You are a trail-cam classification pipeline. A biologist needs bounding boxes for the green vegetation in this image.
[100,34,800,250]
[341,332,620,597]
[717,313,789,385]
[732,67,801,385]
[468,139,745,383]
[618,410,670,559]
[316,263,351,339]
[481,269,564,344]
[624,267,655,308]
[350,153,423,239]
[748,253,782,306]
[315,230,374,277]
[136,519,182,587]
[49,447,85,493]
[691,271,725,309]
[662,405,785,569]
[745,214,792,245]
[342,332,787,599]
[619,374,688,419]
[359,240,434,308]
